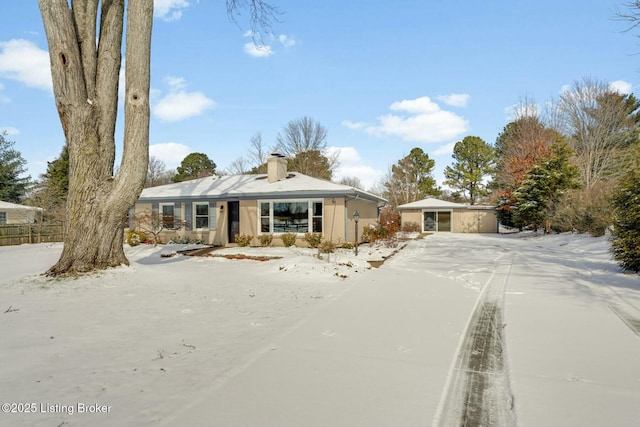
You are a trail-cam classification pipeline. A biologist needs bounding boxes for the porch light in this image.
[353,210,360,256]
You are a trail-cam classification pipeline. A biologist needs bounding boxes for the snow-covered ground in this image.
[0,233,639,426]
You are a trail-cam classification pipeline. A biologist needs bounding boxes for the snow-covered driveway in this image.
[418,233,640,427]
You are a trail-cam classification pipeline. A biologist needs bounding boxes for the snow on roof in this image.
[397,198,494,210]
[0,201,42,211]
[138,172,387,204]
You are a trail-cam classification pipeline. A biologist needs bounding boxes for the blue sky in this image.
[1,0,638,190]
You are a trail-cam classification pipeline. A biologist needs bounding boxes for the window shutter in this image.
[184,203,192,231]
[209,201,217,230]
[174,202,182,227]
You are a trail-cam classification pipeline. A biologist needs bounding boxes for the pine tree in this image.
[172,153,217,182]
[610,146,640,272]
[42,145,69,203]
[28,144,69,221]
[513,141,580,233]
[0,133,30,203]
[443,136,495,204]
[382,147,439,208]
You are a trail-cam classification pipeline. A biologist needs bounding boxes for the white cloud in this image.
[278,34,296,48]
[0,39,52,93]
[0,126,20,136]
[437,93,470,108]
[243,42,273,58]
[0,82,9,103]
[559,84,572,94]
[361,96,469,143]
[341,120,367,130]
[609,80,633,95]
[165,76,187,90]
[390,96,441,114]
[154,0,190,21]
[150,142,191,168]
[242,32,296,58]
[327,146,385,191]
[432,141,457,156]
[153,76,215,122]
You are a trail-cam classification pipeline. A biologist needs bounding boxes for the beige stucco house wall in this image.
[132,155,387,246]
[397,198,498,234]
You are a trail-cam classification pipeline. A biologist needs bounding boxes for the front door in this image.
[227,201,240,243]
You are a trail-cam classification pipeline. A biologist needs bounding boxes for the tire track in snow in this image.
[433,256,517,427]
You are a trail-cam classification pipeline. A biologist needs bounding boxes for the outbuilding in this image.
[397,198,498,233]
[0,201,42,225]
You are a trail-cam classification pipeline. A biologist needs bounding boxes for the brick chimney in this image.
[267,153,287,183]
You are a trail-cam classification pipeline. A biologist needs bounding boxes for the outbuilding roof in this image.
[138,172,387,205]
[0,201,43,211]
[397,198,495,210]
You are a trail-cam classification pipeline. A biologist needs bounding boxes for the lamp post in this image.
[353,210,360,256]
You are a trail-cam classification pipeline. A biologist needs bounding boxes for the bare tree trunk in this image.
[39,0,152,276]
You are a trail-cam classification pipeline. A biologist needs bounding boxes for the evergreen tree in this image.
[42,144,69,203]
[444,136,495,204]
[610,146,640,272]
[172,153,217,182]
[383,147,439,208]
[0,133,30,203]
[27,145,69,222]
[492,116,557,228]
[513,141,580,233]
[287,150,333,180]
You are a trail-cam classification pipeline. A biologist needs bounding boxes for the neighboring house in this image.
[397,198,498,233]
[133,154,387,246]
[0,201,43,225]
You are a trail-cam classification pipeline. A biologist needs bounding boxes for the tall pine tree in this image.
[444,136,495,205]
[0,133,30,203]
[382,147,439,208]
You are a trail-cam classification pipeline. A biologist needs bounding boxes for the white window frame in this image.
[193,202,216,231]
[258,199,323,234]
[159,203,177,230]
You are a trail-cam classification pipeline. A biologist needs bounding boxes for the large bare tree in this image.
[275,116,339,178]
[556,78,640,188]
[38,0,276,276]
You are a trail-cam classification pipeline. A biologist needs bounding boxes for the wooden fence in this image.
[0,222,65,246]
